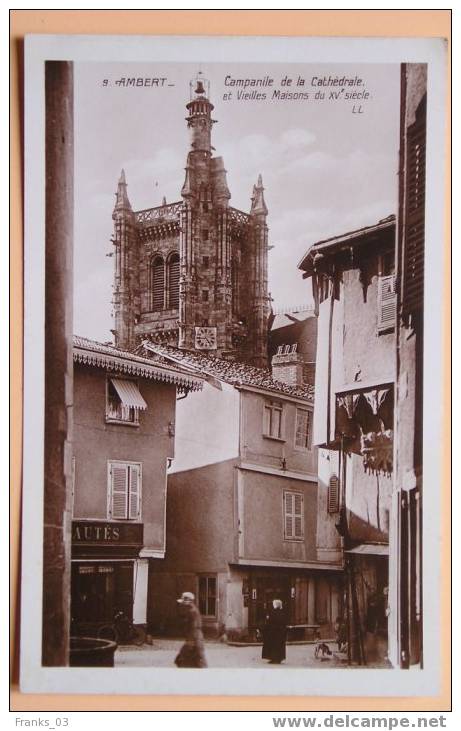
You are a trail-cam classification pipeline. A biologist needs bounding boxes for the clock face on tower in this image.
[194,326,217,350]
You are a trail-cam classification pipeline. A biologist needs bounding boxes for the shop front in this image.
[345,545,389,665]
[71,520,145,636]
[229,565,343,641]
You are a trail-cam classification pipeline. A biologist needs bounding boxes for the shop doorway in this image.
[71,562,134,634]
[248,574,291,630]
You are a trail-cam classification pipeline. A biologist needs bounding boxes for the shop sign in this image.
[72,520,143,546]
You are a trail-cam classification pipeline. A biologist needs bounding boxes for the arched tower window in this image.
[151,255,165,311]
[168,253,180,309]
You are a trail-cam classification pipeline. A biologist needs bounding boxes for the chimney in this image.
[271,344,305,387]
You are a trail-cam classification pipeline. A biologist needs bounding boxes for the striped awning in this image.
[110,378,147,410]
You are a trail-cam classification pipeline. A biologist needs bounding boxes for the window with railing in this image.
[106,378,147,424]
[198,575,217,617]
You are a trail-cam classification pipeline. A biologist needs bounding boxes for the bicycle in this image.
[97,610,146,646]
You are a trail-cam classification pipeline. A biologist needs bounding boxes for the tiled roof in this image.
[73,336,203,392]
[140,342,314,402]
[298,215,396,272]
[271,306,316,331]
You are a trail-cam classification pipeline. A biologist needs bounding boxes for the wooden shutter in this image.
[110,464,128,519]
[378,274,396,331]
[402,95,426,317]
[328,474,340,513]
[168,254,180,309]
[285,492,304,539]
[151,256,165,311]
[128,464,141,520]
[294,493,304,539]
[284,492,294,539]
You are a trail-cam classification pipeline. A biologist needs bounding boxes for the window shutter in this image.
[328,474,340,513]
[284,492,294,539]
[284,492,304,539]
[151,256,165,311]
[110,464,128,519]
[128,464,141,520]
[378,275,396,331]
[294,493,304,538]
[168,254,180,309]
[402,95,426,317]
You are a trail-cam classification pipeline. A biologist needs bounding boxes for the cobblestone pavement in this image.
[115,639,389,669]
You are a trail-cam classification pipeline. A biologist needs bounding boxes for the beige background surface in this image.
[10,9,451,712]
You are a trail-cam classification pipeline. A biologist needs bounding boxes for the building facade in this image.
[299,216,397,666]
[269,305,317,388]
[70,336,202,636]
[393,63,426,668]
[140,343,343,640]
[112,74,271,367]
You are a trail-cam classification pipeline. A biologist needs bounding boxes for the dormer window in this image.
[106,377,147,425]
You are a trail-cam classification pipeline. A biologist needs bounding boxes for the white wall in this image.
[133,559,149,624]
[313,291,344,446]
[170,381,240,473]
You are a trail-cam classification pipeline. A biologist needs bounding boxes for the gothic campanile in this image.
[112,73,271,367]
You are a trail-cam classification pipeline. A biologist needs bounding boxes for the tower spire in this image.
[251,173,268,215]
[114,168,132,211]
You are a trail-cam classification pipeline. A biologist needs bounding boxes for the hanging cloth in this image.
[337,393,361,419]
[362,388,390,416]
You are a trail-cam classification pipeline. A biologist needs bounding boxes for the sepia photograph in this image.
[20,34,447,697]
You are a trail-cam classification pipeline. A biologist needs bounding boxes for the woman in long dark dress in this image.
[174,592,208,668]
[262,599,287,664]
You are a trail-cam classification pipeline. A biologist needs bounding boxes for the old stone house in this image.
[299,216,397,666]
[70,336,202,636]
[140,341,343,640]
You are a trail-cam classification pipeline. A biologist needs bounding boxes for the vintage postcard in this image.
[21,34,447,696]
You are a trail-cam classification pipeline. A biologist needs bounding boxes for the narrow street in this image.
[115,639,390,669]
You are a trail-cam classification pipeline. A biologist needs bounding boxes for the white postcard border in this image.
[21,33,447,696]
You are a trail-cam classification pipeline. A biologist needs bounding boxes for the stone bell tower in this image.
[178,73,234,355]
[111,73,271,367]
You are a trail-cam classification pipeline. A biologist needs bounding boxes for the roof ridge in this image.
[142,342,314,401]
